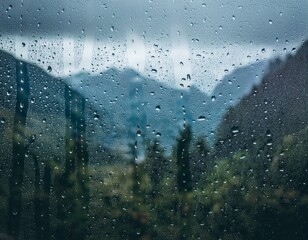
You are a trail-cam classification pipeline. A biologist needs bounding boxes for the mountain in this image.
[0,48,269,163]
[211,60,267,102]
[199,60,268,142]
[64,59,268,152]
[0,53,130,169]
[214,40,308,158]
[64,68,209,153]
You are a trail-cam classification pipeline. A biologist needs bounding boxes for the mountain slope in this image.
[65,59,268,151]
[201,60,268,141]
[214,40,308,158]
[0,50,106,167]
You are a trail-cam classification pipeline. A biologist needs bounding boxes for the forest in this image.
[0,40,307,240]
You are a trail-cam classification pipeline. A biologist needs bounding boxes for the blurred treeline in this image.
[1,120,308,240]
[86,125,308,240]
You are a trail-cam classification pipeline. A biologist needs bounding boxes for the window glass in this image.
[0,1,307,239]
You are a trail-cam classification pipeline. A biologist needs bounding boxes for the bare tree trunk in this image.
[56,85,89,240]
[7,61,30,238]
[74,88,89,240]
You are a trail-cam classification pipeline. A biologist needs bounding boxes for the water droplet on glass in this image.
[136,129,142,136]
[197,116,206,121]
[231,127,239,134]
[94,114,100,120]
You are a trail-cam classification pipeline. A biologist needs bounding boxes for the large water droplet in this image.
[197,116,206,121]
[136,129,142,136]
[94,114,100,120]
[231,127,239,134]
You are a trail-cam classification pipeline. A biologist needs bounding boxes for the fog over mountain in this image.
[0,47,268,160]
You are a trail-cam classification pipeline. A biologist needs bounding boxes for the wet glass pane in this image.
[0,1,307,239]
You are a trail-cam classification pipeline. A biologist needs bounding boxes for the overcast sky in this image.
[0,0,307,92]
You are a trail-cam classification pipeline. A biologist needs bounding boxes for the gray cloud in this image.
[1,0,307,45]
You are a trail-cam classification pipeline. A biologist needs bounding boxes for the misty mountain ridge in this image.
[64,59,269,149]
[215,40,308,158]
[0,48,269,159]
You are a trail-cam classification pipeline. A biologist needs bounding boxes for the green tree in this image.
[201,152,258,239]
[127,141,150,240]
[190,137,210,189]
[33,154,51,240]
[144,139,169,197]
[176,124,193,239]
[176,124,193,193]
